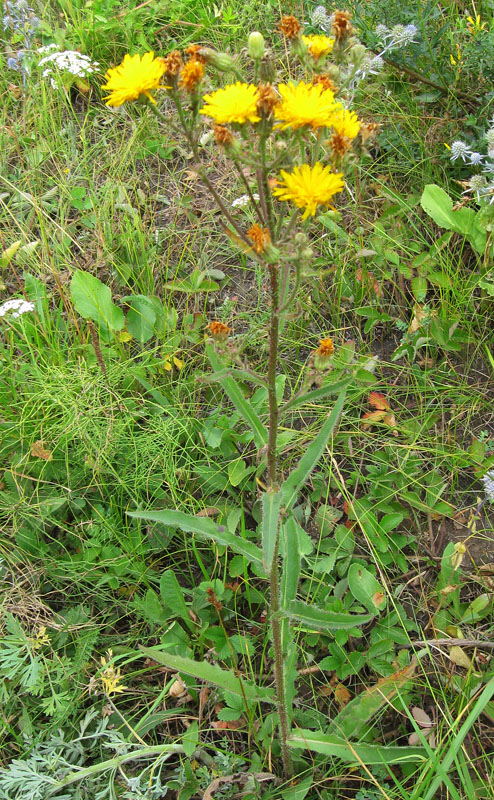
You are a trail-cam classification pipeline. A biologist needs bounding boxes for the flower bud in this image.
[199,48,235,72]
[259,53,276,83]
[349,43,366,66]
[248,31,265,60]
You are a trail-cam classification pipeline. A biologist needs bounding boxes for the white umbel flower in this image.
[0,298,35,318]
[231,193,260,208]
[38,49,99,88]
[482,470,494,500]
[450,140,471,162]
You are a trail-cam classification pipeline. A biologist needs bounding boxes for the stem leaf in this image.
[287,730,426,764]
[127,509,265,572]
[206,344,268,448]
[279,388,347,511]
[261,489,282,571]
[285,599,373,631]
[139,647,276,704]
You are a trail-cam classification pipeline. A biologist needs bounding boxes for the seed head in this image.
[179,59,205,92]
[256,82,280,116]
[331,10,354,42]
[213,123,234,146]
[278,15,301,40]
[247,224,271,254]
[161,50,183,77]
[207,321,231,340]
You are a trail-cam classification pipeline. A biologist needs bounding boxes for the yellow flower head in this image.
[272,162,344,220]
[200,83,261,124]
[274,82,338,130]
[102,52,167,107]
[330,106,360,139]
[100,649,128,696]
[302,34,335,59]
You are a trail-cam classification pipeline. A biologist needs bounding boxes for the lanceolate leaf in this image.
[206,344,268,448]
[127,509,265,572]
[285,599,372,631]
[279,389,347,511]
[261,490,282,571]
[288,730,426,764]
[140,647,275,704]
[328,661,417,738]
[280,377,352,416]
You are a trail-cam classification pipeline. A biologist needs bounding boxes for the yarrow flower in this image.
[200,82,260,124]
[38,48,99,89]
[0,297,35,318]
[450,140,471,162]
[301,34,335,59]
[274,81,339,130]
[232,193,260,208]
[272,162,345,220]
[482,470,494,501]
[102,52,167,107]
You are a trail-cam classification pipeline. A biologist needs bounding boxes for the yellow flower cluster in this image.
[101,55,360,219]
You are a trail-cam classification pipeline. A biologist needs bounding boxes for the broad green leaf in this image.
[261,490,282,571]
[127,509,265,572]
[411,275,428,301]
[0,240,21,268]
[420,184,486,254]
[348,564,387,613]
[279,389,346,511]
[182,720,199,758]
[228,459,249,487]
[139,647,275,704]
[328,661,417,738]
[285,599,372,632]
[160,570,194,631]
[206,344,267,449]
[70,270,124,331]
[123,294,156,343]
[288,730,426,764]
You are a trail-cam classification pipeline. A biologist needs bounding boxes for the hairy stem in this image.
[269,535,293,778]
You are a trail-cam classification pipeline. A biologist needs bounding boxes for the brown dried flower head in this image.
[359,121,380,145]
[278,15,301,39]
[329,132,352,157]
[185,44,207,63]
[208,321,231,340]
[214,124,234,146]
[331,10,354,41]
[180,59,205,92]
[247,224,271,254]
[257,83,280,116]
[313,74,337,93]
[161,50,183,78]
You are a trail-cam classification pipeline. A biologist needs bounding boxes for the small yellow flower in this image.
[31,625,50,649]
[274,82,338,130]
[100,649,128,696]
[467,14,487,33]
[102,52,167,107]
[302,34,335,59]
[330,106,360,139]
[272,162,344,220]
[200,83,261,124]
[164,355,183,371]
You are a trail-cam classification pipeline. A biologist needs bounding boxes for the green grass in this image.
[1,0,494,798]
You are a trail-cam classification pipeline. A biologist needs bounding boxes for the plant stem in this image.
[269,535,293,778]
[266,263,280,488]
[265,260,293,779]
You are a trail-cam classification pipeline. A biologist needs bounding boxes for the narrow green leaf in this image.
[281,517,301,653]
[206,344,268,448]
[140,647,275,704]
[288,730,426,764]
[279,389,346,511]
[285,599,372,631]
[280,378,352,416]
[159,570,194,631]
[127,509,265,572]
[261,490,282,571]
[328,661,417,738]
